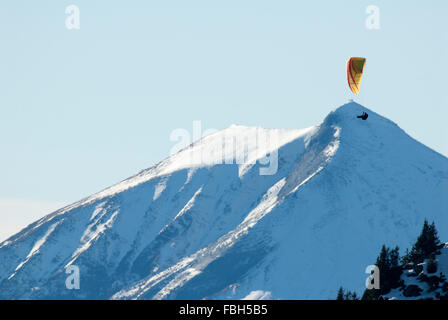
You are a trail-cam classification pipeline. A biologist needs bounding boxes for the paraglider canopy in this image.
[347,57,366,94]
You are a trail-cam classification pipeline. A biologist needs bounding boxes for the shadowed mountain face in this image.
[0,102,447,300]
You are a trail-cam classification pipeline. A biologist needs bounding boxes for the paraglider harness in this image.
[357,112,368,120]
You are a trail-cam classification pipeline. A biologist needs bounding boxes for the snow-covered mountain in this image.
[0,102,447,299]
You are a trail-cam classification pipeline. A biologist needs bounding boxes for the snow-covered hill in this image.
[0,102,447,299]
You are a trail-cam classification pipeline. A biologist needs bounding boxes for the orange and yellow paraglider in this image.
[347,57,366,94]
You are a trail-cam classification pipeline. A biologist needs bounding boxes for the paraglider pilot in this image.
[357,112,368,120]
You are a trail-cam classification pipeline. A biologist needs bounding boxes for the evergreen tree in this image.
[390,246,400,268]
[389,246,402,290]
[362,245,402,299]
[337,287,344,300]
[405,220,441,265]
[348,220,444,300]
[344,290,358,300]
[361,288,380,300]
[401,248,411,266]
[375,245,390,277]
[336,287,358,300]
[426,256,438,274]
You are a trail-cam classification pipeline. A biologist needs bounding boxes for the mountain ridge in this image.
[1,102,447,299]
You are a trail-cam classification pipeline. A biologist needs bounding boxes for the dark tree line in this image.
[361,245,402,300]
[336,287,358,300]
[402,220,442,266]
[337,219,444,300]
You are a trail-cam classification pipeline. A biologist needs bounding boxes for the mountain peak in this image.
[333,101,368,113]
[0,102,447,300]
[323,101,386,126]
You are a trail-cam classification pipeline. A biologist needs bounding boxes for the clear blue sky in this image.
[1,0,447,240]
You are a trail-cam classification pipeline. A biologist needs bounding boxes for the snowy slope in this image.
[0,102,447,300]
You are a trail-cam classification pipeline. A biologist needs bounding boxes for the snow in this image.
[242,290,272,300]
[68,125,316,210]
[112,178,287,300]
[153,179,167,201]
[0,102,447,300]
[8,220,62,280]
[160,187,203,233]
[67,208,119,267]
[438,243,448,277]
